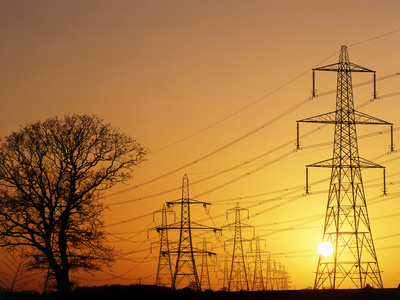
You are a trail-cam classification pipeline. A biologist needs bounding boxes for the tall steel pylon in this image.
[166,174,219,290]
[297,45,393,289]
[148,204,175,287]
[222,202,254,291]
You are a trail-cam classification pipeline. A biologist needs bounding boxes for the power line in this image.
[150,50,343,154]
[105,112,399,208]
[104,75,399,202]
[105,96,312,199]
[150,28,400,155]
[102,165,400,231]
[348,27,400,48]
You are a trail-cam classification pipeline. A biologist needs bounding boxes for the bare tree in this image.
[0,114,148,294]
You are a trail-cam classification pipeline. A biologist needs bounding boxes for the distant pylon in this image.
[263,251,272,290]
[275,263,290,290]
[223,202,254,291]
[297,45,393,289]
[215,254,230,291]
[269,259,277,290]
[166,174,220,290]
[222,255,229,291]
[148,204,175,287]
[250,236,265,291]
[197,238,214,291]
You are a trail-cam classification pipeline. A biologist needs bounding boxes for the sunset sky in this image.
[1,0,400,291]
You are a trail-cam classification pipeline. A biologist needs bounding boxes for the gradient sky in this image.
[1,0,400,291]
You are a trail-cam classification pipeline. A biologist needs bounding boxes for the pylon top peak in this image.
[339,45,349,63]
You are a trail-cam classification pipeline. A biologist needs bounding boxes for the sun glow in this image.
[318,242,333,257]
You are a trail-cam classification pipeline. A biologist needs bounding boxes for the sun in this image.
[318,242,333,256]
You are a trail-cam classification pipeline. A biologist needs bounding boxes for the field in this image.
[1,285,400,300]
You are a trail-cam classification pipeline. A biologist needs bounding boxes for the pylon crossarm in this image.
[298,110,391,125]
[296,112,335,151]
[308,157,384,169]
[313,62,374,73]
[222,222,254,229]
[162,222,218,231]
[306,158,334,168]
[312,48,377,101]
[167,198,211,206]
[313,62,341,72]
[353,110,392,125]
[170,248,216,255]
[193,249,216,256]
[357,157,384,169]
[347,62,375,73]
[188,221,221,231]
[225,203,250,219]
[305,157,385,196]
[297,111,336,124]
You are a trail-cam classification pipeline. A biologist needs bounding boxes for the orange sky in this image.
[1,0,400,291]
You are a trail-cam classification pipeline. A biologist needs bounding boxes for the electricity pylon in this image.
[247,236,266,291]
[269,260,277,290]
[222,202,254,291]
[148,204,175,287]
[215,254,230,291]
[275,263,290,290]
[297,45,393,289]
[222,255,229,291]
[197,238,214,291]
[263,251,272,290]
[166,174,220,290]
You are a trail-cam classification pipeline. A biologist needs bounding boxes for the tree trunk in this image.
[45,248,71,294]
[53,267,71,294]
[57,209,71,294]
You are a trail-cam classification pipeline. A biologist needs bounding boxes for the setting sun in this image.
[318,242,333,257]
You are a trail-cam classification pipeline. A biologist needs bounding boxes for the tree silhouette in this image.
[0,114,148,294]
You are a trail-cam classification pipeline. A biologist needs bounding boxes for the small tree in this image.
[0,114,148,294]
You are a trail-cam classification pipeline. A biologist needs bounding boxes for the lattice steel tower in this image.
[223,202,254,291]
[297,45,393,289]
[197,238,214,291]
[166,174,219,290]
[248,236,266,291]
[216,254,230,291]
[148,204,175,287]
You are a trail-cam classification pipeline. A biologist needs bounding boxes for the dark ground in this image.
[1,284,400,300]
